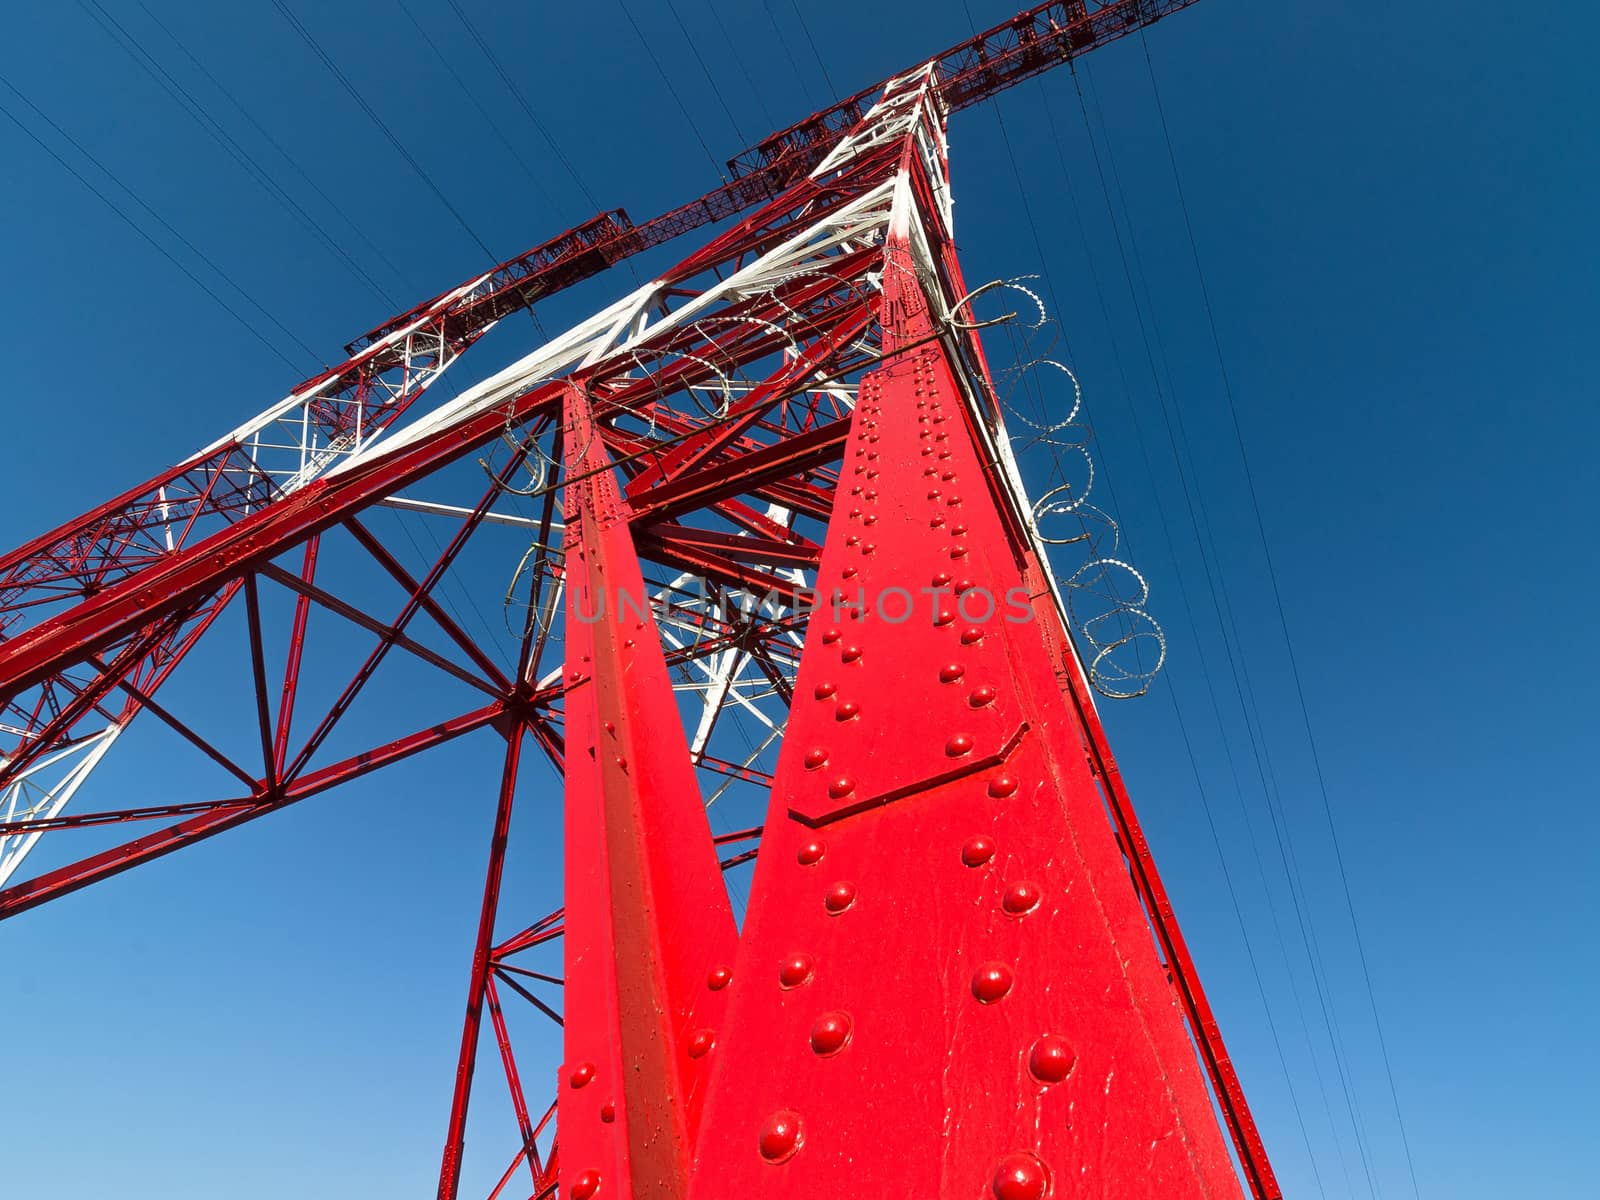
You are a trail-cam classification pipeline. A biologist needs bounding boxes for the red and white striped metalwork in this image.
[0,4,1280,1198]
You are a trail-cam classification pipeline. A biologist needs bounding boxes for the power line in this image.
[784,0,840,101]
[616,0,725,176]
[951,3,1329,1185]
[758,0,820,108]
[441,0,602,212]
[75,0,402,309]
[700,1,779,133]
[0,87,304,372]
[393,0,562,221]
[132,0,417,296]
[1064,61,1386,1196]
[1137,32,1424,1199]
[269,0,501,264]
[663,0,750,145]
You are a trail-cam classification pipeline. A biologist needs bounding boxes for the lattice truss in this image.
[0,58,1279,1200]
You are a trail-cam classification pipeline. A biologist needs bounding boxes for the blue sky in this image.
[2,1,1597,1197]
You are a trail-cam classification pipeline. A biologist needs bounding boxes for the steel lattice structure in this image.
[0,4,1285,1198]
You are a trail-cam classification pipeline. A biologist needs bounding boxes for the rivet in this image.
[599,1102,615,1124]
[951,545,969,559]
[836,700,860,721]
[953,578,975,594]
[934,608,955,627]
[948,494,962,505]
[804,747,829,770]
[779,953,815,988]
[939,663,966,684]
[930,572,952,588]
[810,1011,853,1056]
[848,508,862,519]
[687,1029,716,1058]
[938,449,953,460]
[970,685,998,708]
[842,566,858,579]
[569,1062,596,1088]
[929,514,946,528]
[863,543,876,555]
[845,535,860,546]
[797,841,826,866]
[708,965,733,990]
[827,775,855,799]
[941,471,957,481]
[992,1153,1049,1200]
[850,484,863,494]
[813,680,837,699]
[603,721,616,734]
[571,1168,603,1200]
[1029,1034,1076,1083]
[927,489,943,501]
[961,835,996,867]
[840,645,863,663]
[1002,880,1042,916]
[614,756,627,770]
[920,447,934,456]
[758,1110,804,1164]
[960,626,984,645]
[863,515,877,525]
[866,451,878,461]
[987,772,1018,797]
[824,880,857,914]
[952,524,969,536]
[822,629,842,644]
[864,488,878,499]
[946,733,975,757]
[971,962,1014,1003]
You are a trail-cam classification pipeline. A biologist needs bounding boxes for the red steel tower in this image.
[0,4,1283,1197]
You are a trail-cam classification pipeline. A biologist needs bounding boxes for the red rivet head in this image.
[708,965,733,990]
[961,835,996,867]
[934,608,955,626]
[970,685,998,708]
[568,1062,596,1088]
[840,644,863,663]
[1003,880,1043,916]
[863,514,878,525]
[927,489,943,501]
[942,470,958,482]
[810,1010,853,1056]
[939,663,966,684]
[992,1153,1049,1200]
[959,626,984,645]
[821,629,841,645]
[948,494,963,506]
[845,535,860,546]
[603,721,616,734]
[946,733,975,757]
[951,545,969,559]
[842,566,858,579]
[953,577,975,594]
[599,1102,615,1124]
[813,680,837,700]
[824,880,857,914]
[1028,1034,1076,1083]
[836,700,861,721]
[988,773,1018,798]
[827,775,855,799]
[804,747,829,771]
[687,1029,716,1058]
[571,1168,603,1199]
[779,953,815,988]
[848,508,862,519]
[929,514,947,528]
[797,841,826,866]
[971,962,1014,1003]
[759,1110,803,1163]
[863,543,876,555]
[931,572,952,588]
[952,524,969,536]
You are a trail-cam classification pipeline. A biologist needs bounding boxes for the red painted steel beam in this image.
[556,384,738,1200]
